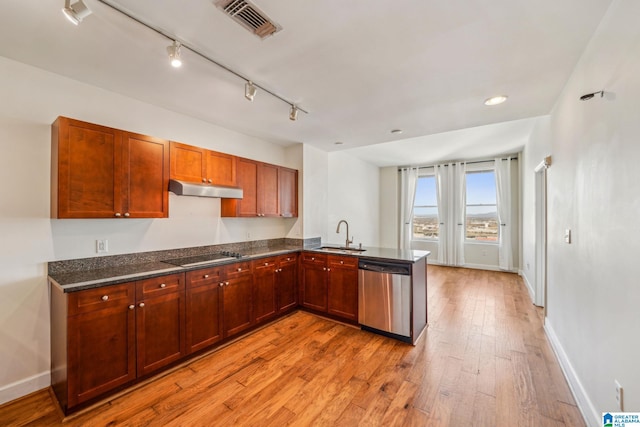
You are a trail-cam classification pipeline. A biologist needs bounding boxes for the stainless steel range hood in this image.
[169,179,243,199]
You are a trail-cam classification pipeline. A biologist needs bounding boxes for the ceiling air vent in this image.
[215,0,281,39]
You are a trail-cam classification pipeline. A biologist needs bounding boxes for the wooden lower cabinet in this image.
[185,267,224,354]
[51,273,185,413]
[253,257,278,324]
[299,253,328,312]
[222,262,254,337]
[277,254,298,313]
[327,255,359,321]
[299,252,358,322]
[135,274,186,377]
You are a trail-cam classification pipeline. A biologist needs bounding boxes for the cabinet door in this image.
[122,132,169,218]
[170,142,206,183]
[259,163,279,217]
[300,254,328,312]
[277,255,298,313]
[186,281,222,354]
[67,283,136,407]
[223,274,254,337]
[206,150,237,187]
[52,117,122,218]
[222,158,258,217]
[136,275,186,377]
[278,167,298,218]
[253,258,278,324]
[327,256,359,321]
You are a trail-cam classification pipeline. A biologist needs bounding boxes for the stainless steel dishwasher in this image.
[358,259,412,342]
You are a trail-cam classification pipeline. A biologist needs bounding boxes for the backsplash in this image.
[48,237,320,274]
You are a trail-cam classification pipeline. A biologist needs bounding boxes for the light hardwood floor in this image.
[0,266,585,426]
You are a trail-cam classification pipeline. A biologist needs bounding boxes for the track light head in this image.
[167,41,182,68]
[245,81,257,102]
[62,0,91,25]
[289,105,298,121]
[579,90,604,101]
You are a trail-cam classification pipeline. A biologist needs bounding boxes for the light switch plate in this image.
[564,229,571,244]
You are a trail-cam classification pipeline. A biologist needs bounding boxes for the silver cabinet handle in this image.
[225,281,230,286]
[139,302,145,308]
[323,267,326,271]
[115,213,121,217]
[340,261,344,264]
[204,274,209,279]
[219,283,224,287]
[124,213,130,217]
[101,295,109,301]
[128,304,135,310]
[208,179,212,183]
[160,283,166,288]
[264,262,268,266]
[327,268,331,272]
[202,178,206,183]
[237,268,242,272]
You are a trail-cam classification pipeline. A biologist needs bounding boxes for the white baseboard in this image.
[519,269,535,303]
[0,371,50,406]
[544,319,598,427]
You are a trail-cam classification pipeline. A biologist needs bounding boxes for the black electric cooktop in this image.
[163,252,244,267]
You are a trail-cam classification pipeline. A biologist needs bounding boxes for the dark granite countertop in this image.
[49,245,302,292]
[306,244,430,264]
[48,243,429,293]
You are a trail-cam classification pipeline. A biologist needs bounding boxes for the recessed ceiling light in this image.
[390,129,403,134]
[334,141,343,145]
[484,95,508,106]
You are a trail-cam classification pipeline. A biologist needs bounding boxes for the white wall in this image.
[301,144,328,242]
[327,152,380,247]
[0,56,305,403]
[379,167,399,248]
[523,0,640,421]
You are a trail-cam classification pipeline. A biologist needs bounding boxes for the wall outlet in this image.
[564,228,571,244]
[615,380,624,411]
[246,231,251,240]
[96,239,108,254]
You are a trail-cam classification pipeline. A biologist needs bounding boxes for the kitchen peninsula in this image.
[48,240,428,414]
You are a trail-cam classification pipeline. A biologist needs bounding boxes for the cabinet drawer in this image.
[225,261,252,277]
[186,267,224,289]
[137,273,184,299]
[328,255,358,269]
[301,252,326,265]
[69,282,135,315]
[278,254,298,266]
[253,257,277,272]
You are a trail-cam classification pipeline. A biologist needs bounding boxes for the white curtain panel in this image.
[399,167,419,250]
[435,164,448,263]
[455,162,466,266]
[495,158,513,270]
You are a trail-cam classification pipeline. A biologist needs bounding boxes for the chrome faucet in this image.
[336,220,353,249]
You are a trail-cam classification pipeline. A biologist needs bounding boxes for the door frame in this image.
[534,157,551,311]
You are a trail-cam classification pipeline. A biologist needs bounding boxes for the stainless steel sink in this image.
[317,246,366,254]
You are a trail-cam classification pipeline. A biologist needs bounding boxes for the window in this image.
[413,175,438,240]
[465,170,498,241]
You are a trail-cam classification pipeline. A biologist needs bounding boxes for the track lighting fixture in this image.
[91,0,308,120]
[289,105,298,121]
[167,41,182,68]
[579,90,604,101]
[245,81,257,102]
[62,0,92,25]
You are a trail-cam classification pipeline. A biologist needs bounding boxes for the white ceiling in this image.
[0,0,612,165]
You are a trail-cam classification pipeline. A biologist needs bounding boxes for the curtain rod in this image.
[398,155,518,171]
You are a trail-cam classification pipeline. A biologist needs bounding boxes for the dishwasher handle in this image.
[358,259,411,275]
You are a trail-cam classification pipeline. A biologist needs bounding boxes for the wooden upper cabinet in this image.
[206,150,237,187]
[170,141,237,186]
[222,159,298,218]
[259,163,279,217]
[279,167,298,218]
[123,132,170,218]
[170,142,206,183]
[51,117,169,219]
